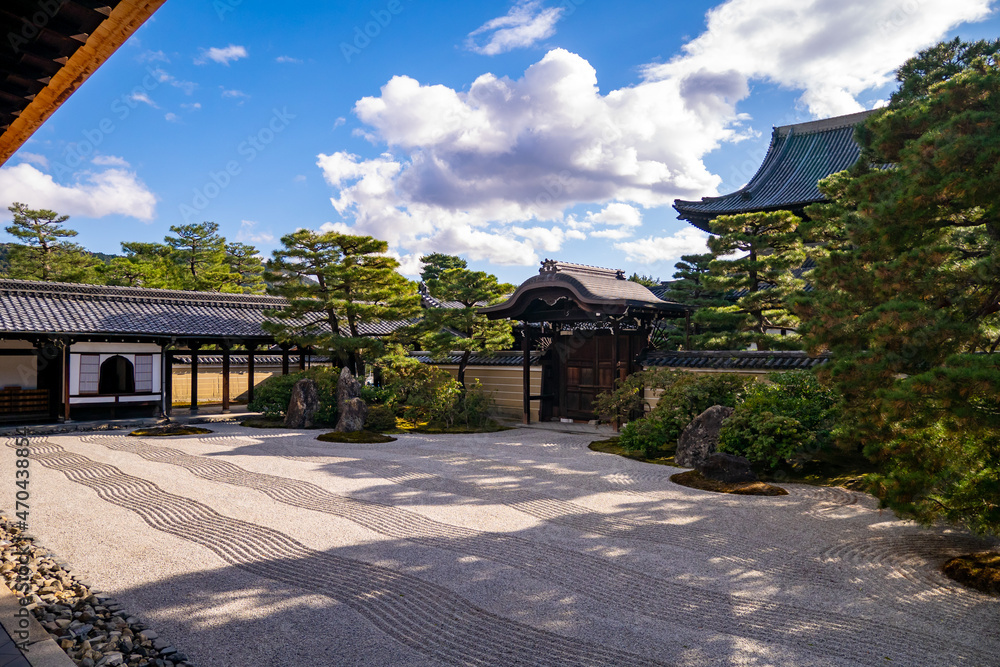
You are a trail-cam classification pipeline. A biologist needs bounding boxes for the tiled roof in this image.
[0,279,413,340]
[481,260,689,320]
[643,350,830,370]
[674,111,874,231]
[411,350,541,367]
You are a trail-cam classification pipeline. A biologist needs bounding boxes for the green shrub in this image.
[718,370,838,469]
[618,418,672,458]
[360,384,393,405]
[375,352,496,428]
[364,404,398,432]
[247,367,339,424]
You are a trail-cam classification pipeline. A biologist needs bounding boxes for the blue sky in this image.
[3,0,999,284]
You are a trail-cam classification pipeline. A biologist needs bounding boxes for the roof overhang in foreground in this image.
[0,0,168,166]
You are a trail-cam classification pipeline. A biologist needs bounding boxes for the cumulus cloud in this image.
[615,228,711,265]
[466,1,565,55]
[164,112,180,123]
[148,67,197,95]
[128,91,158,108]
[0,164,157,221]
[276,55,303,64]
[196,44,248,66]
[317,0,993,266]
[16,153,48,169]
[643,0,992,117]
[222,88,250,100]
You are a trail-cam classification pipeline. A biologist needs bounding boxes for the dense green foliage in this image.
[377,350,495,428]
[694,210,806,351]
[364,404,398,431]
[264,230,421,374]
[246,368,339,424]
[599,370,751,457]
[718,371,838,469]
[415,254,515,387]
[4,203,99,283]
[794,39,1000,535]
[655,253,730,350]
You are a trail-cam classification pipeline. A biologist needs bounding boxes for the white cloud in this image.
[128,91,158,108]
[16,152,48,169]
[0,164,157,221]
[642,0,993,118]
[138,50,169,63]
[181,102,202,111]
[317,0,993,266]
[236,220,275,245]
[148,67,197,95]
[222,88,250,100]
[164,112,180,123]
[466,1,565,55]
[276,55,302,64]
[293,175,307,183]
[196,44,248,66]
[615,228,711,265]
[91,155,130,167]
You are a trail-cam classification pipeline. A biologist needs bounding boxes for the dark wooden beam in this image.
[522,326,531,425]
[221,345,231,414]
[246,344,257,405]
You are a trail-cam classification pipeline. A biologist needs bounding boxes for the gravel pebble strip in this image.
[0,516,194,667]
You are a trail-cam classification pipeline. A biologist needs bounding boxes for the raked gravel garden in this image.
[1,422,998,666]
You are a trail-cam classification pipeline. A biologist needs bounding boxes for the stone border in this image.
[0,580,75,667]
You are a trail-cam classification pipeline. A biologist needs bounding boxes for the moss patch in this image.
[128,425,213,437]
[240,417,289,429]
[588,437,677,466]
[317,430,398,443]
[388,419,511,435]
[671,470,788,496]
[943,552,1000,595]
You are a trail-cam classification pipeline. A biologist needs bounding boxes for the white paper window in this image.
[135,355,153,393]
[79,355,100,394]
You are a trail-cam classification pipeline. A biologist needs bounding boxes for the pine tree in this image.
[795,39,1000,535]
[417,256,515,387]
[265,230,421,374]
[225,242,266,294]
[4,203,99,283]
[99,242,179,288]
[695,211,806,350]
[164,222,232,291]
[656,253,730,350]
[419,253,467,282]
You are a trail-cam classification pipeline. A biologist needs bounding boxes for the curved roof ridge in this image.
[0,278,287,308]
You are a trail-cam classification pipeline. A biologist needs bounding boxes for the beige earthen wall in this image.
[438,365,542,421]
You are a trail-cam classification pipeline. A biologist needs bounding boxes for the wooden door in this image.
[562,335,615,420]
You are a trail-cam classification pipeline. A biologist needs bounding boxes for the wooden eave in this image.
[0,0,168,166]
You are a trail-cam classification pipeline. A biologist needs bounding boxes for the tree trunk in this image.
[457,349,471,388]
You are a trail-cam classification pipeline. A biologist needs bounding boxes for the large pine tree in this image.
[695,211,806,350]
[416,254,514,387]
[265,230,421,374]
[4,203,99,283]
[657,252,730,350]
[796,39,1000,535]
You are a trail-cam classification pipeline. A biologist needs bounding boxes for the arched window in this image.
[98,356,135,395]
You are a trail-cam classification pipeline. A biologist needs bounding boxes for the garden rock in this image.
[675,405,734,468]
[285,379,321,428]
[335,368,367,432]
[697,451,758,483]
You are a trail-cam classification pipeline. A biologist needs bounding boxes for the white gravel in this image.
[2,424,998,667]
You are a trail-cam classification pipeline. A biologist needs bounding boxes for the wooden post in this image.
[611,326,620,432]
[62,343,71,422]
[298,348,306,371]
[164,349,173,417]
[522,326,531,425]
[685,311,692,350]
[189,343,201,413]
[281,346,290,376]
[221,345,231,414]
[247,345,257,405]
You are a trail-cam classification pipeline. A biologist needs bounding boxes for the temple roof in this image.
[480,260,689,323]
[673,110,875,232]
[0,1,166,165]
[0,279,414,342]
[642,349,830,371]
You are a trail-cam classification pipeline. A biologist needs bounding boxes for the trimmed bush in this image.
[718,370,838,469]
[364,404,397,432]
[618,418,672,458]
[247,367,339,424]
